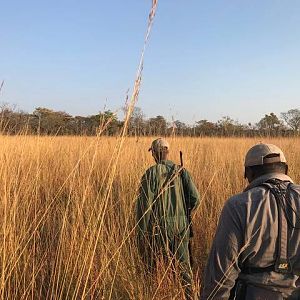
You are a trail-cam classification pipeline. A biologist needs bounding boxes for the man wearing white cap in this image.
[201,143,300,300]
[136,138,200,299]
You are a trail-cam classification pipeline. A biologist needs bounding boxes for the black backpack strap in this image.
[261,179,292,274]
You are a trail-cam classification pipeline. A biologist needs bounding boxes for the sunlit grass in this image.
[0,136,299,299]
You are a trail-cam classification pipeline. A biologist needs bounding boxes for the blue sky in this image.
[1,0,300,124]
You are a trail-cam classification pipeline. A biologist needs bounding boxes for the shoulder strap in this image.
[260,179,292,274]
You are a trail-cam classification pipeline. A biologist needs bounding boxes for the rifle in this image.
[180,151,193,236]
[180,151,194,266]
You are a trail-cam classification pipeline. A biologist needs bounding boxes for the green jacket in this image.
[136,160,200,242]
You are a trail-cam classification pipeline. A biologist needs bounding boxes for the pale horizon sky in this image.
[1,0,300,125]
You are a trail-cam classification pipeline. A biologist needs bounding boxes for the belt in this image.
[242,265,275,274]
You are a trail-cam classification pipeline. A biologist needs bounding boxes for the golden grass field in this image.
[0,135,300,299]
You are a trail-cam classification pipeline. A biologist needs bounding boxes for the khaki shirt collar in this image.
[244,173,294,192]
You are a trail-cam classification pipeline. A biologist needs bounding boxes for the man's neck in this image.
[155,158,168,164]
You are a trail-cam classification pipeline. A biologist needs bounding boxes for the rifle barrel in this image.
[180,151,183,167]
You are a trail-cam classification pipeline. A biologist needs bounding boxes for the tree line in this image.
[0,103,300,137]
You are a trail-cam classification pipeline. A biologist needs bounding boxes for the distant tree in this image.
[0,103,15,132]
[217,116,240,136]
[32,107,72,135]
[0,103,31,134]
[170,120,187,136]
[102,111,122,135]
[73,116,88,135]
[257,113,283,135]
[194,120,216,136]
[148,115,167,136]
[281,109,300,133]
[88,110,120,136]
[217,116,248,136]
[125,107,146,136]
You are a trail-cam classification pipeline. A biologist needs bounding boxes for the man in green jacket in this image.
[136,138,200,299]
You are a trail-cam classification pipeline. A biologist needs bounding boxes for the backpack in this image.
[258,179,300,276]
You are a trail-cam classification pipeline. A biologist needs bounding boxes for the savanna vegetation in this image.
[0,135,300,299]
[1,1,299,299]
[0,103,300,137]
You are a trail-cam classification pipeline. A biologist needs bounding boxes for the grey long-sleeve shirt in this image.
[201,173,300,300]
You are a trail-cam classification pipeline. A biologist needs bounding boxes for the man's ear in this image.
[244,167,253,182]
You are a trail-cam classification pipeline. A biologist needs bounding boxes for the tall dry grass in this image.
[0,135,299,299]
